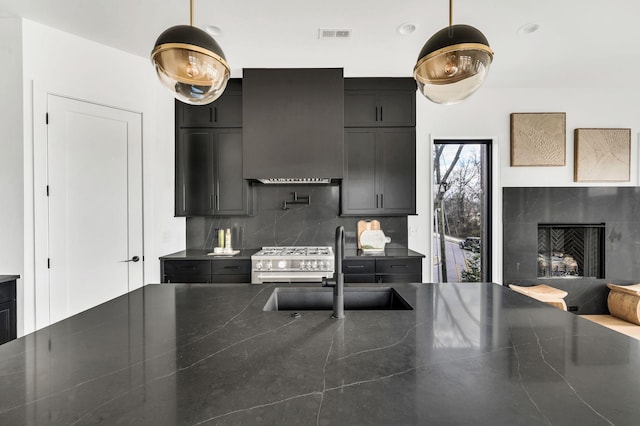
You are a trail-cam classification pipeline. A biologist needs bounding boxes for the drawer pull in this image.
[224,266,241,270]
[390,264,408,268]
[346,265,365,269]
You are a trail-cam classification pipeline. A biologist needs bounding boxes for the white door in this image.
[46,95,143,324]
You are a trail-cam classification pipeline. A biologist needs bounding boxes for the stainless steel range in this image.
[251,246,334,284]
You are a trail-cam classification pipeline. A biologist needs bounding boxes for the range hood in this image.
[242,68,344,183]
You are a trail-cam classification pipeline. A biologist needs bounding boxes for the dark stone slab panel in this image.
[187,184,408,251]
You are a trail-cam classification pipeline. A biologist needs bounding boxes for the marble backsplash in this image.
[503,187,640,314]
[186,184,408,251]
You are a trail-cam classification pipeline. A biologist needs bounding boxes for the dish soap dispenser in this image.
[224,228,232,252]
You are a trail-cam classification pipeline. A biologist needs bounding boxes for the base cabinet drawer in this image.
[375,259,421,275]
[344,258,422,284]
[164,260,212,276]
[211,260,251,275]
[343,259,375,274]
[161,258,251,284]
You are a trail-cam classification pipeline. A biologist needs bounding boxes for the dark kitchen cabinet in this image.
[344,78,416,127]
[0,277,17,345]
[175,128,253,216]
[343,258,421,284]
[161,259,250,283]
[175,79,242,128]
[341,128,415,216]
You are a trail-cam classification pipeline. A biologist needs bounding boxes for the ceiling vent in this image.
[318,28,352,40]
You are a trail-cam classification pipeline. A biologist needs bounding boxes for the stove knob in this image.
[311,260,318,270]
[266,260,273,271]
[256,261,263,270]
[278,260,287,269]
[318,261,325,270]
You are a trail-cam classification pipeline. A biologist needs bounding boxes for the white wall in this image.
[0,17,24,332]
[409,86,640,284]
[20,20,184,334]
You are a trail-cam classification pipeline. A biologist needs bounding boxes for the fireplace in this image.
[537,224,605,279]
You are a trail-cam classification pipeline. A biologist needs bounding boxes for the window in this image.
[433,140,492,283]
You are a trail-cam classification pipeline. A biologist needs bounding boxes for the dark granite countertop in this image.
[1,282,639,425]
[160,248,425,261]
[160,249,259,260]
[0,275,19,284]
[344,247,425,259]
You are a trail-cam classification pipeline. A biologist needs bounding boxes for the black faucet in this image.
[322,226,345,319]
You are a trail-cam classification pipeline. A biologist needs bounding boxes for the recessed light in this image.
[397,23,416,36]
[205,25,223,37]
[518,23,539,35]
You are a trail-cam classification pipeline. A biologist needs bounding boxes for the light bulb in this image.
[444,54,459,77]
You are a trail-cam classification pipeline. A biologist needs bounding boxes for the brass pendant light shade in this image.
[151,1,230,105]
[413,1,493,105]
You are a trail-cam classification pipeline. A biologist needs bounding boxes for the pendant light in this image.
[151,0,230,105]
[413,0,493,105]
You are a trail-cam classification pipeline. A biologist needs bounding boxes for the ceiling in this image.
[1,0,638,89]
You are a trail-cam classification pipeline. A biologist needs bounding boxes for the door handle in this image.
[124,256,140,263]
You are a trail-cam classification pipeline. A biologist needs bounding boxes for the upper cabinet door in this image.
[376,92,415,127]
[176,129,215,216]
[341,128,416,216]
[342,129,378,214]
[344,78,416,128]
[215,129,251,215]
[344,92,378,127]
[377,128,416,214]
[176,79,243,128]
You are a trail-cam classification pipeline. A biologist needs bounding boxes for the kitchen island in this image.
[0,282,638,425]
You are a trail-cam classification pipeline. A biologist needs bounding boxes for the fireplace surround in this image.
[503,187,640,314]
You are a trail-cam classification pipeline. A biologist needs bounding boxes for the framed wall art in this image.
[574,128,631,182]
[510,112,566,166]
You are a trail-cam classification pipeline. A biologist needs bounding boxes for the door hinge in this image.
[46,113,49,125]
[47,258,50,269]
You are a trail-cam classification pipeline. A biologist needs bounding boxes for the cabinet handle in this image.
[224,266,241,270]
[379,106,383,122]
[182,184,186,211]
[380,193,384,208]
[216,181,220,210]
[209,194,214,209]
[346,265,365,269]
[390,264,408,268]
[375,194,379,208]
[213,107,218,123]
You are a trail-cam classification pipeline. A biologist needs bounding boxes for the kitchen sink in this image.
[263,287,413,311]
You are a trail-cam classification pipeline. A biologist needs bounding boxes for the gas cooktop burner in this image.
[254,246,332,257]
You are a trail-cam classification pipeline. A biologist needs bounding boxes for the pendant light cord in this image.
[448,0,453,36]
[190,0,194,26]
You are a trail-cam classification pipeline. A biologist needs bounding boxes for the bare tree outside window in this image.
[433,141,491,283]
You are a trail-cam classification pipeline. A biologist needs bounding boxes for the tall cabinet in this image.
[0,276,17,345]
[341,78,416,216]
[175,79,253,216]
